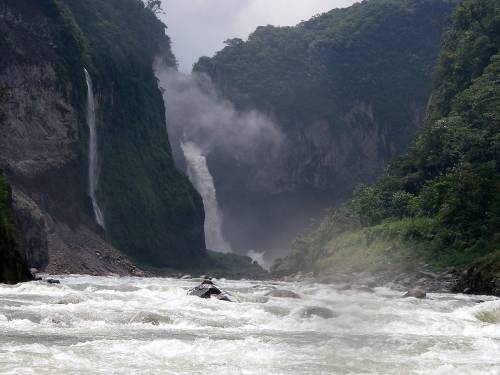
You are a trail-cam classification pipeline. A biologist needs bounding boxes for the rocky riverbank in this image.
[278,268,464,296]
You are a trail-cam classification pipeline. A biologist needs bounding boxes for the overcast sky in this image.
[159,0,360,72]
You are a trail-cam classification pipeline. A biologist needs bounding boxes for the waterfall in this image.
[180,141,231,253]
[84,68,105,228]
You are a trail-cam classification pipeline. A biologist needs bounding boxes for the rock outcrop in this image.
[188,279,232,302]
[0,171,33,283]
[403,288,427,299]
[0,0,205,273]
[265,289,300,299]
[299,306,335,319]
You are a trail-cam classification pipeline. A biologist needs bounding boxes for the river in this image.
[0,276,499,374]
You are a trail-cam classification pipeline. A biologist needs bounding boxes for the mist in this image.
[154,62,285,256]
[154,65,283,164]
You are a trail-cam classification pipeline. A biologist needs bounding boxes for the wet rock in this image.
[188,280,233,302]
[46,279,60,284]
[129,312,170,326]
[355,285,374,293]
[441,273,456,280]
[337,283,353,291]
[318,276,336,284]
[418,270,440,279]
[12,191,48,270]
[265,289,300,299]
[56,294,83,304]
[403,287,426,299]
[131,269,145,277]
[299,306,336,319]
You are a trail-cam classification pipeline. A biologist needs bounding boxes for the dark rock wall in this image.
[0,0,205,272]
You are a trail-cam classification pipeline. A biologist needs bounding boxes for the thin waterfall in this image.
[84,68,105,228]
[180,141,231,253]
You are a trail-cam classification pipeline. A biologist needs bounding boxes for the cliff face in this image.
[0,171,33,283]
[272,0,500,293]
[0,0,205,273]
[193,0,457,254]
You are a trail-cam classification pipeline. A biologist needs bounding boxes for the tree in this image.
[145,0,164,15]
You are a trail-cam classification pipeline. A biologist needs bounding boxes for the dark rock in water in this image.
[46,279,60,284]
[403,287,426,299]
[300,306,336,319]
[129,312,171,326]
[188,280,232,302]
[354,285,374,293]
[265,289,300,299]
[337,283,352,291]
[216,294,232,302]
[318,276,336,284]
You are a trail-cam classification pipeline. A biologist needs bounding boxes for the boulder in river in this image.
[299,306,336,319]
[265,289,300,299]
[46,279,60,284]
[403,287,426,299]
[188,279,232,302]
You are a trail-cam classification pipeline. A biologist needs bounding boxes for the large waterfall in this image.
[84,68,105,228]
[181,141,231,252]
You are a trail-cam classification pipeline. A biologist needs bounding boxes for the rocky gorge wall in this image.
[0,0,205,275]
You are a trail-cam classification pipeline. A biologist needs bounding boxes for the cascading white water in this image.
[2,276,500,374]
[180,141,231,252]
[84,68,105,228]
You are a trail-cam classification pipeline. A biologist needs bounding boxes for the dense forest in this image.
[273,0,500,294]
[193,0,457,254]
[59,0,206,266]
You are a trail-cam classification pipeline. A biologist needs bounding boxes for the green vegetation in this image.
[56,0,205,267]
[30,0,206,267]
[273,0,500,281]
[39,0,88,106]
[195,0,457,152]
[0,171,32,284]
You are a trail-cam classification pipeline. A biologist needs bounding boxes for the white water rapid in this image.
[181,141,231,252]
[1,276,500,374]
[84,68,105,228]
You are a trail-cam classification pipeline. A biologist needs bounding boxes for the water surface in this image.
[1,276,499,374]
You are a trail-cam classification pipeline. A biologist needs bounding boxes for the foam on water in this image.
[1,276,500,374]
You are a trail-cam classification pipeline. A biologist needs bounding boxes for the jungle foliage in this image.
[43,0,206,267]
[273,0,500,277]
[195,0,457,150]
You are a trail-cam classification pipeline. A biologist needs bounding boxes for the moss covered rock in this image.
[0,172,32,284]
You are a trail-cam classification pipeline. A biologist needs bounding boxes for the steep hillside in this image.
[273,0,500,295]
[0,0,205,272]
[62,0,206,267]
[193,0,457,254]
